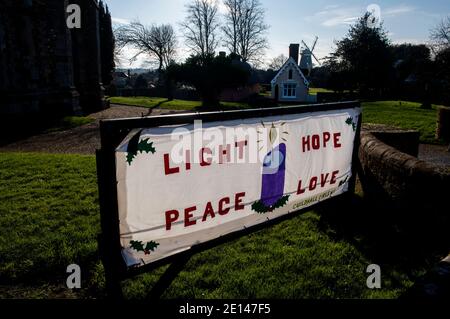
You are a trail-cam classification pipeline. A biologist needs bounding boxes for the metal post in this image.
[348,107,362,195]
[147,253,192,299]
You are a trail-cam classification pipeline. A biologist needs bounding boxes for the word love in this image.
[297,170,340,194]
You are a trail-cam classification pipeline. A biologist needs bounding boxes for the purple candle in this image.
[260,143,286,207]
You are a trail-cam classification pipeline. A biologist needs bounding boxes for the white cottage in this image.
[271,44,316,103]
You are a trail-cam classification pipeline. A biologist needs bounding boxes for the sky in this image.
[104,0,450,68]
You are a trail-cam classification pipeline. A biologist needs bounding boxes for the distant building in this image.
[271,44,316,103]
[0,0,112,117]
[112,72,129,88]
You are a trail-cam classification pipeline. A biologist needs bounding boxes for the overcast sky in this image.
[104,0,450,68]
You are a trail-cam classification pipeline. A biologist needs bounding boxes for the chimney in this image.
[289,44,300,65]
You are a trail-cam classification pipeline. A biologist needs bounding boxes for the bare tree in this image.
[267,54,287,70]
[222,0,269,65]
[430,16,450,52]
[222,0,242,54]
[181,0,220,60]
[113,44,124,67]
[115,21,177,73]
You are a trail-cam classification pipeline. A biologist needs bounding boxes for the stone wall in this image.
[436,106,450,143]
[358,128,449,211]
[362,124,420,156]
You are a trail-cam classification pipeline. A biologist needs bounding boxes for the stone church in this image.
[0,0,113,118]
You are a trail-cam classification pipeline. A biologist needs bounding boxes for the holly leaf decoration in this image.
[345,117,357,132]
[275,195,290,208]
[251,195,290,214]
[130,240,145,252]
[126,138,156,165]
[130,240,160,255]
[339,175,350,187]
[251,200,268,214]
[144,241,159,252]
[126,152,136,165]
[137,138,156,154]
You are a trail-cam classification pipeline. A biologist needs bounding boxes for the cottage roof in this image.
[270,57,309,87]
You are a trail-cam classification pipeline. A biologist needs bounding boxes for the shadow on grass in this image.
[142,99,171,116]
[152,99,172,109]
[315,192,450,297]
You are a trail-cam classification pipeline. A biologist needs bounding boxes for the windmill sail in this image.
[299,37,320,76]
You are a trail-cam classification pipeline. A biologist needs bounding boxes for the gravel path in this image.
[418,144,450,167]
[0,105,187,155]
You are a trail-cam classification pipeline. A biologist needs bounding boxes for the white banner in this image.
[115,107,361,267]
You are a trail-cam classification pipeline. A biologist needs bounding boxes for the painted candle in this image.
[260,143,286,207]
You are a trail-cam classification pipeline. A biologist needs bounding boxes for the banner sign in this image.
[115,107,361,268]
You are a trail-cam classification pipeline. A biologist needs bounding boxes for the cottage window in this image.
[283,83,296,97]
[288,69,293,79]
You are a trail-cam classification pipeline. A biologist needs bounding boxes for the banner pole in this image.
[147,253,192,299]
[348,104,362,195]
[96,120,127,299]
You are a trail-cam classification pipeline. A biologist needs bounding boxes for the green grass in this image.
[123,211,410,299]
[361,100,440,144]
[0,152,422,299]
[309,88,335,95]
[0,153,101,298]
[45,116,95,133]
[109,96,251,111]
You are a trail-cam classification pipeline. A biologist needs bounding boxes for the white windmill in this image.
[299,36,321,76]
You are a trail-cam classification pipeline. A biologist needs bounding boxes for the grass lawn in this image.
[361,101,440,144]
[0,153,100,298]
[309,88,335,95]
[1,152,426,299]
[109,96,251,111]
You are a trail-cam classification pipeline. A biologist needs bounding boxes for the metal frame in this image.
[96,101,362,298]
